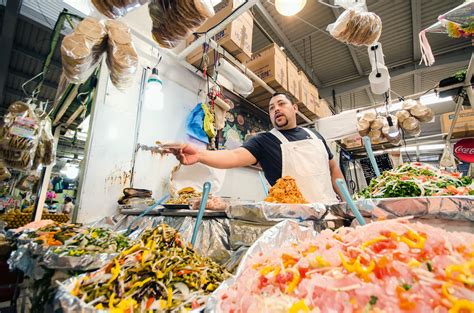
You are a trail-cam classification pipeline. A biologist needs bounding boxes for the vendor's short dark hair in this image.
[271,92,294,104]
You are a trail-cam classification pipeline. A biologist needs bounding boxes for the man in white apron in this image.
[168,93,344,203]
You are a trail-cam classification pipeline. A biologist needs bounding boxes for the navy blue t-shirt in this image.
[242,127,333,186]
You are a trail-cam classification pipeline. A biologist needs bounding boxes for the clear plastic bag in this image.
[148,0,215,49]
[91,0,149,19]
[328,5,382,46]
[395,109,411,123]
[0,102,40,170]
[0,163,11,182]
[105,20,139,90]
[32,116,55,170]
[60,17,107,83]
[410,104,434,123]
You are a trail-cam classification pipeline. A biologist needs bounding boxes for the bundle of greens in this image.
[356,162,473,199]
[53,227,130,257]
[69,224,228,311]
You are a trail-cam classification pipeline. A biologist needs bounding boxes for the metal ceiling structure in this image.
[252,0,471,111]
[0,1,87,162]
[0,0,471,163]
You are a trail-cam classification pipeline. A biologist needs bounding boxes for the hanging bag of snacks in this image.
[148,0,215,48]
[0,101,40,170]
[327,0,382,46]
[105,20,139,90]
[60,17,107,83]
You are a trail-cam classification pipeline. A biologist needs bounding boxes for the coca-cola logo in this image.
[454,138,474,163]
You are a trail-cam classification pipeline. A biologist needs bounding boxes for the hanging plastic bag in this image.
[0,102,40,170]
[105,20,139,90]
[201,103,216,139]
[0,163,11,182]
[60,17,107,83]
[440,143,457,171]
[186,103,209,144]
[327,1,382,46]
[148,0,215,48]
[91,0,149,19]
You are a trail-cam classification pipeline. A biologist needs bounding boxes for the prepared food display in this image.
[61,17,107,83]
[166,187,202,205]
[18,223,81,247]
[61,224,228,311]
[265,176,308,204]
[148,0,214,48]
[215,219,474,312]
[118,187,154,207]
[356,162,473,199]
[52,227,130,257]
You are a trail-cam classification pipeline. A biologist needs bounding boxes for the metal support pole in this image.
[33,125,62,221]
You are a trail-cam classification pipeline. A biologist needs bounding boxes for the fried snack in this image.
[265,176,308,204]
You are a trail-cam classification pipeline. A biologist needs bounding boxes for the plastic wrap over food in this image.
[105,20,138,90]
[163,216,232,264]
[8,242,47,279]
[328,196,474,232]
[60,17,107,83]
[228,219,274,251]
[91,0,149,19]
[206,220,318,312]
[327,5,382,46]
[41,249,118,271]
[149,0,215,48]
[226,201,328,223]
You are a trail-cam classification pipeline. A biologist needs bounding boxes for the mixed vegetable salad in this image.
[356,162,473,199]
[68,224,229,311]
[53,227,130,257]
[216,219,474,312]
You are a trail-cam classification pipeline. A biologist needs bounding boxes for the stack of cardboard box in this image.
[185,0,253,69]
[441,109,474,138]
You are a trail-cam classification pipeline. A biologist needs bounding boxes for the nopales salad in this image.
[356,162,473,199]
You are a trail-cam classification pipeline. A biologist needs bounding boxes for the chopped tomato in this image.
[276,271,294,285]
[191,300,200,309]
[393,251,408,262]
[258,275,269,288]
[145,297,154,309]
[400,176,409,181]
[372,239,397,253]
[221,294,228,300]
[298,267,309,278]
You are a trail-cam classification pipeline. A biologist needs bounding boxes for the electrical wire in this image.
[401,129,412,162]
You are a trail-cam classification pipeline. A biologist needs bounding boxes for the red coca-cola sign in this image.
[454,138,474,163]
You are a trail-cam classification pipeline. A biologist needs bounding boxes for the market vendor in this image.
[168,93,345,203]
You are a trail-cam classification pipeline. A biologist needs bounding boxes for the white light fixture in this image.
[275,0,307,16]
[419,93,452,106]
[144,68,164,111]
[386,116,400,140]
[61,163,79,180]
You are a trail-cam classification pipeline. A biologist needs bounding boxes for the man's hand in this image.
[167,145,200,165]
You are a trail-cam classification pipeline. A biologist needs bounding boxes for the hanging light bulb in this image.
[386,116,399,138]
[144,68,164,111]
[275,0,307,16]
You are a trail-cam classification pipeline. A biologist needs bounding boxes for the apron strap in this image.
[270,128,290,143]
[301,128,321,141]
